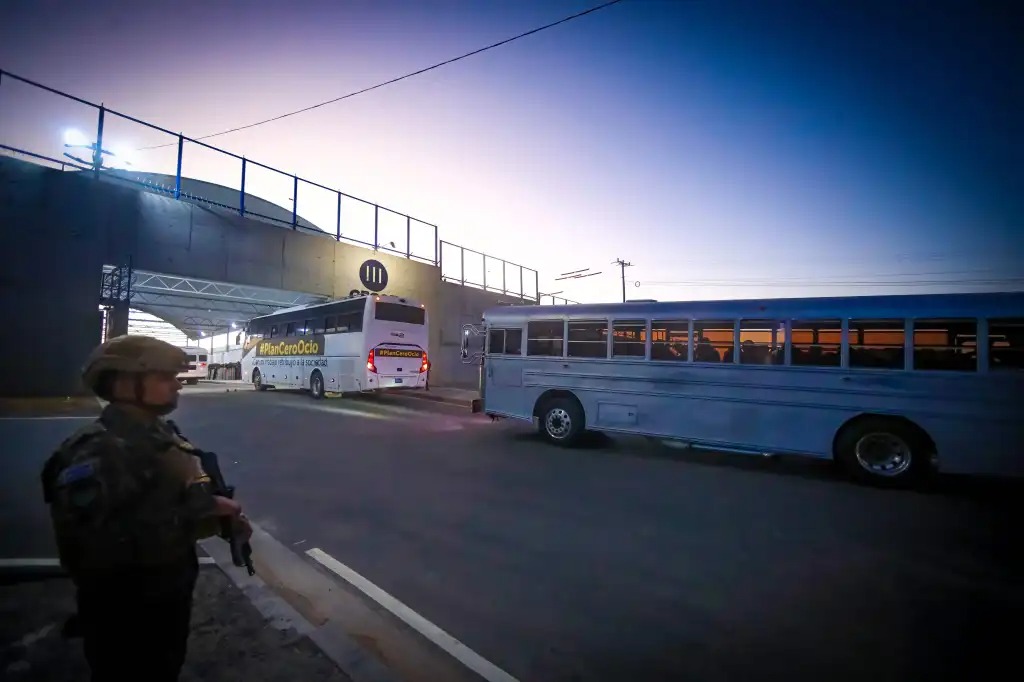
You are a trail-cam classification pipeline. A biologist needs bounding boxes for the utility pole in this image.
[612,258,633,302]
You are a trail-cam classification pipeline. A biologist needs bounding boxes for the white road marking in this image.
[306,547,520,682]
[0,557,217,567]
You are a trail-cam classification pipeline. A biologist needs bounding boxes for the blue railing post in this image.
[239,157,247,215]
[534,271,539,303]
[520,267,524,299]
[174,134,183,199]
[433,225,438,265]
[93,105,106,176]
[291,175,298,228]
[406,216,411,259]
[483,255,488,290]
[336,192,341,241]
[502,259,507,294]
[373,205,379,249]
[460,246,465,286]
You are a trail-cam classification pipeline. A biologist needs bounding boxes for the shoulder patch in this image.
[56,459,100,487]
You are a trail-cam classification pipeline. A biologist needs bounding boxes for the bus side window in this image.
[612,320,645,358]
[338,312,362,333]
[651,320,688,361]
[791,320,841,366]
[739,320,784,365]
[270,325,277,338]
[693,320,733,363]
[988,318,1024,370]
[302,319,313,335]
[849,320,904,369]
[488,329,504,354]
[314,318,326,334]
[285,322,296,336]
[527,321,564,356]
[488,328,523,355]
[913,319,976,371]
[567,321,608,358]
[325,316,336,333]
[504,328,522,355]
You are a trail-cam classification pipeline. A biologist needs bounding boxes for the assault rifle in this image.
[165,419,254,575]
[196,449,255,575]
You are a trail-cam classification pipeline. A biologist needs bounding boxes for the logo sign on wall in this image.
[359,259,389,292]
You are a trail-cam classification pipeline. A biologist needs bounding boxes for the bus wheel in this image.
[310,371,325,400]
[538,396,584,446]
[834,417,927,488]
[252,369,268,391]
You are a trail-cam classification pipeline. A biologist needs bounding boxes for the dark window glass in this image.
[913,319,977,371]
[651,320,688,361]
[989,318,1024,371]
[375,302,425,325]
[791,320,841,366]
[612,320,645,357]
[568,321,608,358]
[850,320,905,369]
[527,320,564,356]
[740,320,785,365]
[694,320,734,363]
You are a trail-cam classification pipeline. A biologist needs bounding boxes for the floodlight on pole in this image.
[63,128,90,147]
[61,127,129,170]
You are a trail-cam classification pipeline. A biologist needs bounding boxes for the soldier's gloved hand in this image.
[233,514,253,541]
[212,495,242,517]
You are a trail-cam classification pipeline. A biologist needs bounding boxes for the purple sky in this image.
[1,0,1020,303]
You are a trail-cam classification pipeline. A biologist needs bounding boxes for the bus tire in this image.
[252,369,268,391]
[538,395,585,446]
[310,371,325,400]
[834,416,928,488]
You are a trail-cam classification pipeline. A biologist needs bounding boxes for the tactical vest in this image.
[41,413,209,576]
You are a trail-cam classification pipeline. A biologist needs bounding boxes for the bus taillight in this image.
[419,352,430,373]
[366,349,377,373]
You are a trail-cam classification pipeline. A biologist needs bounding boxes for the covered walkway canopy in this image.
[103,266,328,339]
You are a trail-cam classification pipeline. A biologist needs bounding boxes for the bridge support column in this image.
[104,303,130,339]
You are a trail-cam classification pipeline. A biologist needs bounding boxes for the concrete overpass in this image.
[0,155,530,396]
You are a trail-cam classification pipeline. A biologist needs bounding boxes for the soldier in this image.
[40,335,252,682]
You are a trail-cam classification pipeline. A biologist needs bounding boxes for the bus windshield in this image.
[375,302,425,325]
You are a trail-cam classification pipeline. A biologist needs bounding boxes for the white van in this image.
[177,345,208,385]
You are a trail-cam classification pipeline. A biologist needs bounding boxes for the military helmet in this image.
[82,335,188,391]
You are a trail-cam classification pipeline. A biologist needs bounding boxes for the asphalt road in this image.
[4,386,1022,682]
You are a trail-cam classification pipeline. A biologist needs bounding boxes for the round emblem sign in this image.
[359,259,389,292]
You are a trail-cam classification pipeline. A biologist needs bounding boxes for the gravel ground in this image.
[0,568,351,682]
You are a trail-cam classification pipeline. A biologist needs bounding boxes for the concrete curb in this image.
[384,390,482,412]
[197,379,483,412]
[200,529,401,682]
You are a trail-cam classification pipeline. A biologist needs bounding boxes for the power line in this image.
[139,0,626,150]
[642,278,1024,288]
[642,268,1016,284]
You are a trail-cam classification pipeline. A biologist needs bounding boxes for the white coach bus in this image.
[241,294,430,398]
[463,292,1024,486]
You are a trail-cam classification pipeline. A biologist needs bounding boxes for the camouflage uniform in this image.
[40,336,224,682]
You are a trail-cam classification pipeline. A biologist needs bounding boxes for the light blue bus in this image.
[462,292,1024,486]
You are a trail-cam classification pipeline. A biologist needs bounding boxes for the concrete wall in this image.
[0,156,530,396]
[103,170,322,232]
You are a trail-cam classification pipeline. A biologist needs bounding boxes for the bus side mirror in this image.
[460,331,469,359]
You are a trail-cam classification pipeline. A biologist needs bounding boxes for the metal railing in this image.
[439,240,539,302]
[0,69,445,264]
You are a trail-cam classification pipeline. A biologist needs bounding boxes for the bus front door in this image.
[483,356,522,416]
